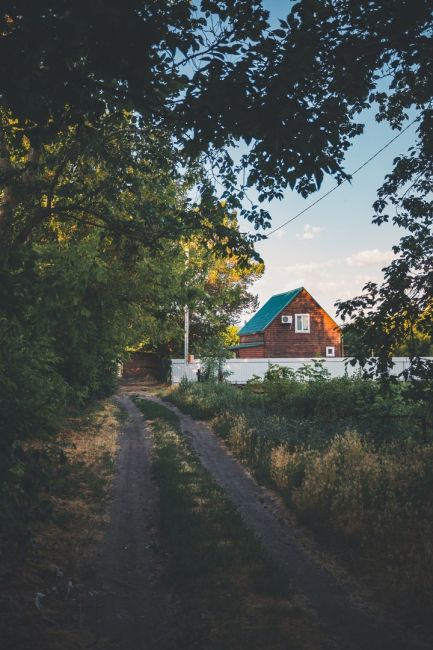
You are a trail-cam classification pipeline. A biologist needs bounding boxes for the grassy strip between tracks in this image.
[133,397,331,650]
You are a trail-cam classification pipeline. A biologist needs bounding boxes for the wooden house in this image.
[229,287,342,358]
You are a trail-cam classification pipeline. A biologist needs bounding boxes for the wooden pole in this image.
[184,244,190,366]
[184,304,189,365]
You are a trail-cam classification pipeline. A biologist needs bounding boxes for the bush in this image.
[292,432,433,606]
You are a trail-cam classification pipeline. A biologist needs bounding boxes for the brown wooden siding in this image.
[236,333,265,358]
[238,344,265,359]
[239,333,264,343]
[239,289,341,358]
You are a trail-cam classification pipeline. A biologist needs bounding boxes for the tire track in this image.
[142,392,426,650]
[91,395,174,650]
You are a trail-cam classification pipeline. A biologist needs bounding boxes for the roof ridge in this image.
[271,287,303,298]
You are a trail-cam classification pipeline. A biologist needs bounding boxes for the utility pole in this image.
[184,243,190,367]
[184,304,189,365]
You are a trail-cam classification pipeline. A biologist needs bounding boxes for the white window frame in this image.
[295,313,310,333]
[326,346,335,357]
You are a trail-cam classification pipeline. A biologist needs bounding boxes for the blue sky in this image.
[237,0,417,323]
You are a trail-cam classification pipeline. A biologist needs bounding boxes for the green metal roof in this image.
[226,341,264,351]
[239,288,303,335]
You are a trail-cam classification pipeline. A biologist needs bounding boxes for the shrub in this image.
[292,432,433,606]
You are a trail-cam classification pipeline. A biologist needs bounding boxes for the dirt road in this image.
[93,390,426,650]
[91,395,174,650]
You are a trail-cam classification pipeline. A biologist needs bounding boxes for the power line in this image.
[267,117,419,237]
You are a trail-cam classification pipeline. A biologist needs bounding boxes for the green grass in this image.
[133,396,179,424]
[165,380,433,623]
[165,376,431,445]
[134,396,328,650]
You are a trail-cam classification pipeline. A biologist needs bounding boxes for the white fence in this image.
[170,357,429,384]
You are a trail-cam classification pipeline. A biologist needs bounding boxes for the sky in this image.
[233,0,418,325]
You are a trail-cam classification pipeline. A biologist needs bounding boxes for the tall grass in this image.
[167,375,433,616]
[291,433,433,609]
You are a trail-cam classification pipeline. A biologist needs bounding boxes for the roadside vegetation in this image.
[166,367,433,621]
[1,2,432,645]
[0,400,121,650]
[134,397,331,650]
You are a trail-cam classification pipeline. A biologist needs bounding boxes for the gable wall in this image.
[261,290,341,357]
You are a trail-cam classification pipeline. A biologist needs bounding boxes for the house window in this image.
[326,346,335,357]
[295,314,310,333]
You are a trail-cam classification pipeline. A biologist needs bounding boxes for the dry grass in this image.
[169,382,433,627]
[0,399,121,650]
[229,421,433,621]
[290,433,433,615]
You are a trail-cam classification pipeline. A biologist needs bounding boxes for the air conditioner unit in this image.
[281,315,293,324]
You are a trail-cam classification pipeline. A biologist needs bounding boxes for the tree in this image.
[222,325,241,350]
[173,235,262,356]
[3,3,432,248]
[0,114,262,553]
[3,0,410,235]
[392,319,433,358]
[127,232,262,357]
[0,1,271,235]
[255,0,433,378]
[0,111,260,397]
